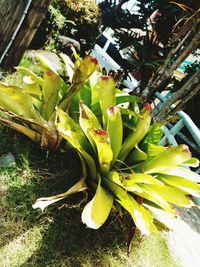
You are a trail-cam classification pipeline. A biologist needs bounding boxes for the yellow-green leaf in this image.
[145,143,167,157]
[56,108,97,180]
[138,184,175,213]
[119,105,152,161]
[60,53,74,82]
[0,116,41,144]
[135,144,192,174]
[107,106,123,163]
[146,183,193,207]
[36,51,62,74]
[126,144,148,164]
[181,157,199,168]
[33,177,86,211]
[90,128,113,175]
[96,76,116,128]
[81,175,113,229]
[159,167,200,183]
[122,173,162,186]
[108,171,143,193]
[79,102,101,151]
[160,175,200,197]
[0,83,41,121]
[41,70,60,121]
[103,178,156,235]
[73,55,99,84]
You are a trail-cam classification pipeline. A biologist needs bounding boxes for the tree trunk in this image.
[155,70,200,122]
[141,14,200,98]
[0,0,52,70]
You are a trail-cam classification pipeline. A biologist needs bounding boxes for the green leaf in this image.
[107,106,123,163]
[147,183,193,207]
[142,122,163,146]
[89,128,113,175]
[32,177,86,211]
[0,83,42,121]
[60,53,74,82]
[80,81,92,108]
[103,178,157,235]
[90,72,101,106]
[81,175,113,229]
[96,76,116,129]
[135,145,192,174]
[160,175,200,197]
[116,95,140,106]
[79,102,101,151]
[181,157,199,168]
[41,71,61,121]
[120,107,140,118]
[138,184,175,214]
[158,167,200,183]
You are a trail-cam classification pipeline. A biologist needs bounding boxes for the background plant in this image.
[30,0,101,54]
[99,0,200,120]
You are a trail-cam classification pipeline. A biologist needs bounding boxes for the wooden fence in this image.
[0,0,52,70]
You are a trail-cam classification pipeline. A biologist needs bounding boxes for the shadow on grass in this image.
[21,209,128,267]
[0,129,177,267]
[3,168,128,266]
[0,130,129,267]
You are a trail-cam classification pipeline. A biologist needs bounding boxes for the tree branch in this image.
[155,70,200,122]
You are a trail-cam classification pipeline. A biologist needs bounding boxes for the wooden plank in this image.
[0,0,52,70]
[0,0,27,55]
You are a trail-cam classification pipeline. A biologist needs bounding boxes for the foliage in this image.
[0,122,178,266]
[99,0,200,103]
[31,0,101,54]
[21,52,200,237]
[98,0,141,30]
[1,50,200,244]
[0,51,98,150]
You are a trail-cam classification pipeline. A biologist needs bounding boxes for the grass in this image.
[1,53,43,87]
[0,55,179,267]
[0,126,180,267]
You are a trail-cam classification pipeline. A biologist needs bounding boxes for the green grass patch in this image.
[0,126,179,267]
[1,52,43,87]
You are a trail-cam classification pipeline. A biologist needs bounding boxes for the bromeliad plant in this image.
[32,68,200,236]
[1,49,199,239]
[0,51,98,150]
